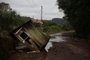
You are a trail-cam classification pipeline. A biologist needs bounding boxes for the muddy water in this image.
[45,33,66,52]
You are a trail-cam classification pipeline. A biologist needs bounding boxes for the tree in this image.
[0,2,28,31]
[0,2,12,13]
[57,0,90,38]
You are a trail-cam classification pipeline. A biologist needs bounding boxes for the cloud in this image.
[0,0,64,20]
[0,0,8,2]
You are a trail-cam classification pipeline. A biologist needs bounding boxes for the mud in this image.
[8,32,90,60]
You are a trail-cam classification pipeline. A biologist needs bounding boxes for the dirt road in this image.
[8,32,90,60]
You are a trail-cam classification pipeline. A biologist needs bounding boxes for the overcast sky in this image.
[0,0,64,20]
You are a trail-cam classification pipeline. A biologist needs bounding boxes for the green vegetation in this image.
[0,2,29,60]
[0,31,14,60]
[0,3,28,31]
[57,0,90,38]
[42,21,71,34]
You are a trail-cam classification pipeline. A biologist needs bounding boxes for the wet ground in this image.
[8,32,90,60]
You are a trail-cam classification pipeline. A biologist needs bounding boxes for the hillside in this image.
[52,18,69,25]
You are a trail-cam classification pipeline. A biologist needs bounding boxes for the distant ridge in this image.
[52,18,68,25]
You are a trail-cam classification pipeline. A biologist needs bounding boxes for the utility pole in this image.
[41,6,43,20]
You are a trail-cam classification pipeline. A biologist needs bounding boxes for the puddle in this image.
[50,33,62,37]
[45,33,66,52]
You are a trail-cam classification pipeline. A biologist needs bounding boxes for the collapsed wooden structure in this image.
[13,20,50,51]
